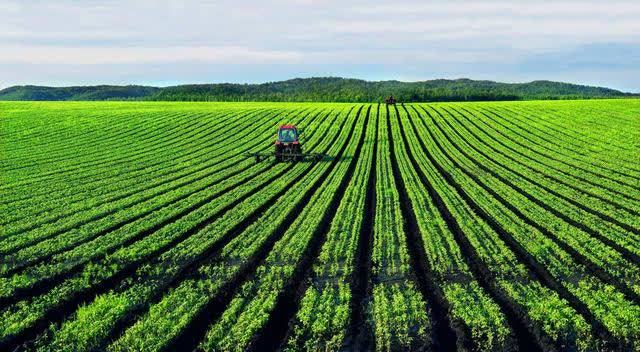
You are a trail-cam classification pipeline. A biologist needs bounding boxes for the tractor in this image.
[246,124,325,163]
[275,124,302,162]
[385,95,397,105]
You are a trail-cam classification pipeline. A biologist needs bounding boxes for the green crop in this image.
[1,99,638,351]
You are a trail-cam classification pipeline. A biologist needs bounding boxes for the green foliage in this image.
[1,99,638,352]
[0,85,160,101]
[1,77,636,102]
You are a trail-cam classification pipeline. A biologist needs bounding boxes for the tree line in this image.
[1,77,635,102]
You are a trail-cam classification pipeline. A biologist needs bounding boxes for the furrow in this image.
[462,106,640,193]
[155,106,363,352]
[0,106,339,350]
[249,105,370,351]
[385,105,462,351]
[418,105,640,305]
[393,105,539,351]
[435,106,640,264]
[347,104,378,350]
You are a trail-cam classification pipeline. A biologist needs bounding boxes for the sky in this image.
[1,0,639,92]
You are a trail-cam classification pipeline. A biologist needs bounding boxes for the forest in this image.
[1,77,636,102]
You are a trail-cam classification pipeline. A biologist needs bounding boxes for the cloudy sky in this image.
[1,0,639,91]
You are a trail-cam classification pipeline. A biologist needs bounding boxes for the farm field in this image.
[1,99,639,351]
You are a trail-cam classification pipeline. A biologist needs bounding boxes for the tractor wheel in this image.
[274,146,281,162]
[293,145,302,162]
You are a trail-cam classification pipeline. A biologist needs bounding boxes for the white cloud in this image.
[5,0,639,51]
[1,0,638,90]
[0,30,136,41]
[0,46,302,64]
[0,1,19,13]
[348,1,640,17]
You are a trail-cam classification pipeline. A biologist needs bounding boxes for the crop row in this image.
[0,105,342,348]
[1,100,638,351]
[23,105,358,351]
[411,104,639,348]
[0,108,279,232]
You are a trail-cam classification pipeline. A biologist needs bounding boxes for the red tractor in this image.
[275,124,302,162]
[385,95,397,105]
[247,124,325,163]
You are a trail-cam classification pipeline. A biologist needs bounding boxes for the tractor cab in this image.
[277,125,299,144]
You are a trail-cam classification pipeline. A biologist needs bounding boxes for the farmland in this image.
[1,99,639,351]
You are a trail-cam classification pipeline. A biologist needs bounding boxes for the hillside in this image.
[0,77,636,102]
[0,85,160,101]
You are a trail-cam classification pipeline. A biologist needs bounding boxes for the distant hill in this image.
[1,78,636,102]
[0,85,160,101]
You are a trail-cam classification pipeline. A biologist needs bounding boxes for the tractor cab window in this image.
[278,128,297,142]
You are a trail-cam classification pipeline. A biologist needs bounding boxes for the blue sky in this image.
[1,0,639,92]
